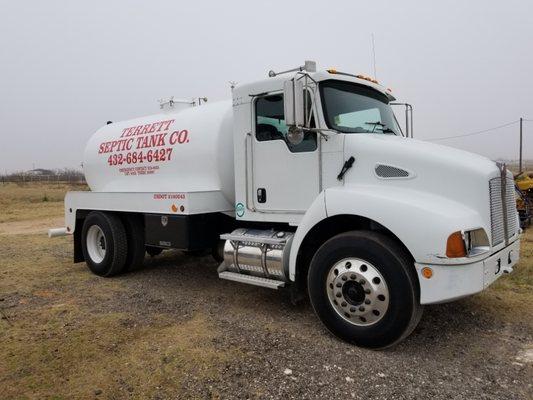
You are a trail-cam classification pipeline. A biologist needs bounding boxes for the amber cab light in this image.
[446,231,467,258]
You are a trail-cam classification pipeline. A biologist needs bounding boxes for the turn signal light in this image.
[421,267,433,279]
[446,231,467,258]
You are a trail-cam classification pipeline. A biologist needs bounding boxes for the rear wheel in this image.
[81,211,128,277]
[122,214,146,271]
[308,230,422,349]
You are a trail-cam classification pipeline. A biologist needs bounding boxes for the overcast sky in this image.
[1,0,532,172]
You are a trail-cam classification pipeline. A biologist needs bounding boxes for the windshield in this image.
[320,80,401,135]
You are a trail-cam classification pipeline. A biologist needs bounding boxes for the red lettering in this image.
[178,129,188,144]
[158,119,174,132]
[148,122,159,133]
[136,136,147,149]
[141,124,151,134]
[157,133,166,146]
[170,130,189,145]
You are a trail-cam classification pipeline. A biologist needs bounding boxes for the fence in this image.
[0,174,86,185]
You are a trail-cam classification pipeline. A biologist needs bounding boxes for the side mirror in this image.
[286,126,304,145]
[284,79,304,127]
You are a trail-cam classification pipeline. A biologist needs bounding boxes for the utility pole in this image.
[519,117,523,174]
[371,33,377,80]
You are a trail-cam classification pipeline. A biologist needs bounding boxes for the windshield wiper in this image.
[365,121,395,134]
[366,121,386,133]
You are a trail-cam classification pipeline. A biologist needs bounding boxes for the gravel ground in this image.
[1,236,532,399]
[83,250,532,400]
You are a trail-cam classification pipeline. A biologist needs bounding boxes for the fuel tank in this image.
[83,100,235,204]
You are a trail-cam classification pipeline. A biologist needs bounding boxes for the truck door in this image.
[251,93,320,213]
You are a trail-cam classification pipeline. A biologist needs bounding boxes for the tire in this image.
[146,246,163,257]
[121,214,145,271]
[212,240,225,263]
[81,211,128,277]
[308,230,422,349]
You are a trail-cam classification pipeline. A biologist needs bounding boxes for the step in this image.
[218,271,285,289]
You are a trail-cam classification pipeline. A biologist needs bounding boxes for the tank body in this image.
[83,100,235,204]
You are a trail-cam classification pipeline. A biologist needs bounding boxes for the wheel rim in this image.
[86,225,107,263]
[326,258,390,326]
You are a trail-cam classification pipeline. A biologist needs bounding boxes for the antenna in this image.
[371,33,377,80]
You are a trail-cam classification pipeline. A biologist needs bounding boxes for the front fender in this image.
[289,185,490,281]
[326,185,490,264]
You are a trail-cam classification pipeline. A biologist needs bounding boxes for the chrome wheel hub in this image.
[86,225,106,263]
[326,258,390,326]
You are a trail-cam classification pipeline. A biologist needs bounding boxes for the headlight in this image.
[463,228,490,256]
[446,228,490,258]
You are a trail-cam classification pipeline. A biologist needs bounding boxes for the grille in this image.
[375,164,410,178]
[489,176,518,245]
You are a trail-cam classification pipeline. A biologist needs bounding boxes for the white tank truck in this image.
[49,61,521,348]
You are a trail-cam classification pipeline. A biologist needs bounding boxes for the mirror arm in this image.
[302,127,339,141]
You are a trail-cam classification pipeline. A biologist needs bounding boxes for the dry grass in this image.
[0,182,88,223]
[0,185,236,399]
[0,183,531,399]
[470,227,533,327]
[0,232,236,399]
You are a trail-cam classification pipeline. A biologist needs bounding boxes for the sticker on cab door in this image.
[235,203,245,217]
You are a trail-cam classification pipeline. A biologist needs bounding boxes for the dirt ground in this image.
[0,183,532,399]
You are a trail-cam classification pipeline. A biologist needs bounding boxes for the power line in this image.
[426,120,519,142]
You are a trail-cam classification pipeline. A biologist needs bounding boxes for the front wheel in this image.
[308,231,422,349]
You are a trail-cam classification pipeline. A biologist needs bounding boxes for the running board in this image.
[218,271,285,289]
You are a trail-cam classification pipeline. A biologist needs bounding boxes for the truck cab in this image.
[54,61,521,348]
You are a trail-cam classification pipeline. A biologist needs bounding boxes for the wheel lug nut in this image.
[336,292,342,298]
[350,274,356,280]
[341,276,347,281]
[341,301,347,307]
[364,289,371,294]
[350,307,356,312]
[359,306,365,312]
[336,282,342,288]
[359,279,366,285]
[364,299,371,305]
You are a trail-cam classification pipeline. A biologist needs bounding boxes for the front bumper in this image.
[415,239,520,305]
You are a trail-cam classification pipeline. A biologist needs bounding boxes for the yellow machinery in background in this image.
[515,172,533,228]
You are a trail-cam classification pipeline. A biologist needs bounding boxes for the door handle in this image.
[257,188,267,203]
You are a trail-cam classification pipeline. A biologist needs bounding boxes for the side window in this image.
[255,94,317,153]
